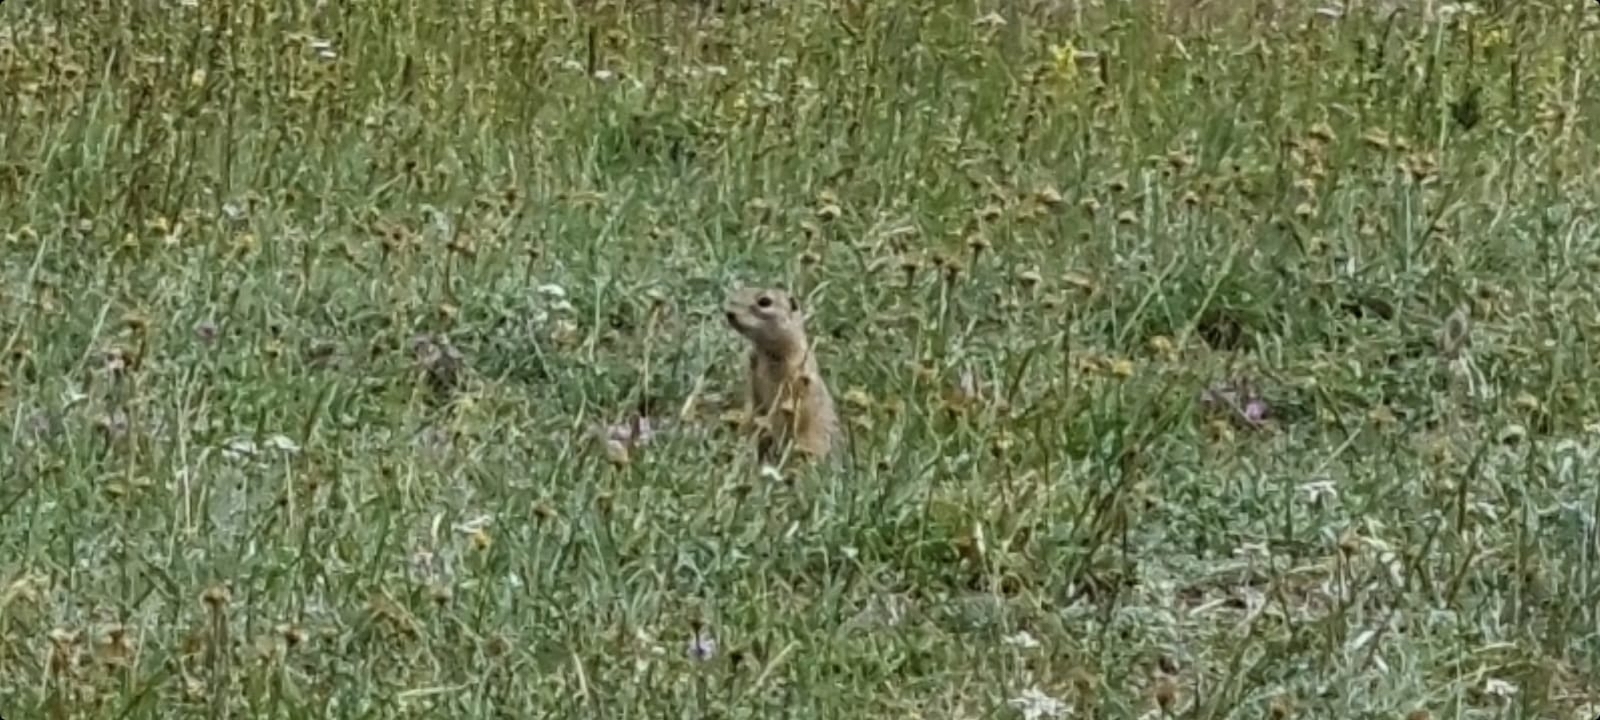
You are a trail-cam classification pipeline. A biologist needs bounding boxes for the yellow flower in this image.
[1050,42,1079,83]
[1478,26,1507,50]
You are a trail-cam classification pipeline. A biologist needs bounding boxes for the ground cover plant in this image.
[3,0,1600,717]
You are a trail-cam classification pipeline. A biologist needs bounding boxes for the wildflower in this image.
[222,437,259,460]
[592,415,661,466]
[1482,678,1516,698]
[1435,3,1482,23]
[265,434,301,454]
[1299,480,1338,504]
[1243,398,1268,424]
[1049,42,1079,83]
[686,629,717,662]
[1008,687,1068,719]
[194,320,218,344]
[452,514,493,536]
[1200,378,1269,429]
[1477,25,1507,50]
[1003,630,1040,649]
[309,38,337,62]
[842,388,874,411]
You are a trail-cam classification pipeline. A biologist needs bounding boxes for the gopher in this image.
[723,286,841,464]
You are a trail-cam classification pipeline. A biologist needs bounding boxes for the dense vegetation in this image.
[2,0,1599,717]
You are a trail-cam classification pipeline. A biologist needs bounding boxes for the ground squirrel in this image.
[723,286,841,464]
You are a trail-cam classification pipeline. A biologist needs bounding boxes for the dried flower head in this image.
[201,583,232,608]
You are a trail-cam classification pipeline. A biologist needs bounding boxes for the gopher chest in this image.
[745,352,836,462]
[749,354,813,427]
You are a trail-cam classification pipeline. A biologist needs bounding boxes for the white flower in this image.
[310,38,337,61]
[62,385,88,406]
[451,514,493,535]
[222,437,258,460]
[1003,631,1040,650]
[1483,678,1517,698]
[1007,687,1067,720]
[265,434,301,454]
[1436,3,1482,21]
[1299,480,1338,504]
[686,631,717,662]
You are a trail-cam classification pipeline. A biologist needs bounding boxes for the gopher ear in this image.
[789,295,800,313]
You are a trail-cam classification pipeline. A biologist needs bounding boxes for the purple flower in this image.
[686,631,717,662]
[1200,377,1271,429]
[1243,399,1268,425]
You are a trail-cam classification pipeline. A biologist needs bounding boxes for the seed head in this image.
[1268,693,1294,720]
[201,583,232,609]
[276,623,307,647]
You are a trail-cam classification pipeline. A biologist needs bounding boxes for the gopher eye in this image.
[756,295,773,309]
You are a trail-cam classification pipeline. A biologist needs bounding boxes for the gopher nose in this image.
[725,311,738,326]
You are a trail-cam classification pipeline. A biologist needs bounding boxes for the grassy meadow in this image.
[4,0,1600,717]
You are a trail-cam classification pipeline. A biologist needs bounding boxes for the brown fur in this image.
[723,287,840,464]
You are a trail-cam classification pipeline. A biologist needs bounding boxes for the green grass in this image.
[3,0,1600,717]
